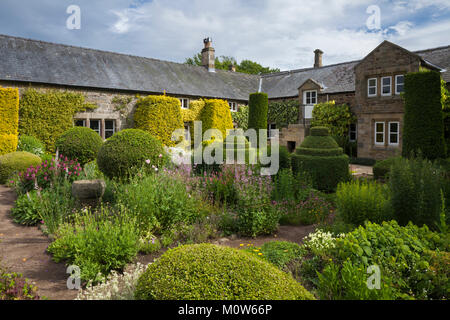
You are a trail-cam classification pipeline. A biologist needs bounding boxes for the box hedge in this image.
[403,71,446,160]
[55,127,103,165]
[19,89,97,153]
[0,151,42,184]
[134,95,184,147]
[200,99,234,139]
[0,88,19,155]
[135,243,315,300]
[291,126,349,191]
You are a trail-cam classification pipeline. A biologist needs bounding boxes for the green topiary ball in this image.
[135,243,315,300]
[97,129,166,179]
[291,127,349,191]
[17,135,46,157]
[0,151,42,184]
[55,127,103,165]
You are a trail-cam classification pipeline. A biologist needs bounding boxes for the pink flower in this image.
[158,154,163,158]
[145,159,151,165]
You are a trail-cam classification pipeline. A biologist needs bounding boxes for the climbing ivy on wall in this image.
[311,101,356,137]
[0,87,19,155]
[268,99,300,129]
[19,89,98,153]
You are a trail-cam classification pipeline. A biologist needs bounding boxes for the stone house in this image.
[0,34,449,159]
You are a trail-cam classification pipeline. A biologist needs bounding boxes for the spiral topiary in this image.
[97,129,166,179]
[135,243,315,300]
[55,127,103,165]
[291,126,349,191]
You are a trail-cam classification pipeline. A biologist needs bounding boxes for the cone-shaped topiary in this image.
[55,127,103,165]
[291,126,349,191]
[135,243,315,300]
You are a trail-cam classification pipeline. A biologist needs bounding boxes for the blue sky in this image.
[0,0,449,71]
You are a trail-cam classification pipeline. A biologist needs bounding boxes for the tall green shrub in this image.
[55,127,103,165]
[248,93,268,145]
[389,156,443,229]
[403,71,446,160]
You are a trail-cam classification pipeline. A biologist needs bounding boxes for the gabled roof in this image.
[298,78,324,90]
[0,34,259,101]
[416,45,450,83]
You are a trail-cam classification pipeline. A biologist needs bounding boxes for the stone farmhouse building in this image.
[0,34,449,160]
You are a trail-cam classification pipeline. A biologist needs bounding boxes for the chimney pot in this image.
[314,49,323,68]
[201,37,215,72]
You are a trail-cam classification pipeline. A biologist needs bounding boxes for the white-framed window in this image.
[349,123,357,142]
[304,90,317,105]
[180,98,189,109]
[75,119,86,127]
[381,76,392,96]
[395,75,404,95]
[368,78,377,97]
[268,123,277,138]
[388,122,400,146]
[375,122,385,145]
[105,120,115,139]
[90,120,101,136]
[229,102,237,112]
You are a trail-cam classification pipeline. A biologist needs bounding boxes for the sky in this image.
[0,0,449,71]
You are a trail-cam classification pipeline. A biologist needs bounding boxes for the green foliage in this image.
[47,207,139,284]
[268,100,300,129]
[97,129,166,179]
[297,193,332,225]
[55,127,103,165]
[403,71,446,160]
[17,135,45,157]
[135,244,314,300]
[19,89,97,152]
[134,95,184,147]
[0,87,19,156]
[292,127,349,192]
[349,157,376,166]
[0,267,41,300]
[264,146,291,171]
[311,101,356,137]
[373,157,401,180]
[0,151,41,184]
[200,99,234,139]
[336,180,392,226]
[231,105,249,130]
[245,241,302,271]
[11,191,43,226]
[184,54,280,75]
[248,93,269,145]
[388,156,444,229]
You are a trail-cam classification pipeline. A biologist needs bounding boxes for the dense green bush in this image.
[48,207,139,283]
[55,127,103,165]
[0,267,41,300]
[268,100,300,129]
[17,135,45,157]
[349,157,376,166]
[372,157,400,180]
[389,156,444,229]
[11,191,43,226]
[403,71,446,160]
[135,244,315,300]
[311,101,356,137]
[336,180,392,226]
[263,145,290,171]
[291,127,350,192]
[97,129,166,179]
[0,151,41,184]
[248,93,268,145]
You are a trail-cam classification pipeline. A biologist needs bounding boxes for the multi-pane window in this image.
[389,122,400,146]
[180,98,189,109]
[375,122,385,145]
[368,78,377,97]
[349,123,357,142]
[105,120,115,139]
[395,75,404,95]
[229,102,237,112]
[90,120,101,135]
[382,76,392,96]
[75,119,86,127]
[304,90,317,105]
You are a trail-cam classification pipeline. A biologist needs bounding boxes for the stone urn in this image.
[71,179,106,202]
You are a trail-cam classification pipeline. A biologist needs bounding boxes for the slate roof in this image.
[0,34,448,101]
[0,34,259,101]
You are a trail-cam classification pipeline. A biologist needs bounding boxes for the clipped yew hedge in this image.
[403,71,446,160]
[0,88,19,155]
[248,93,268,145]
[55,127,103,165]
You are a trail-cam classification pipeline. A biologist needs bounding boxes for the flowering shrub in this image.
[76,263,149,300]
[0,268,40,300]
[302,230,344,256]
[278,191,331,226]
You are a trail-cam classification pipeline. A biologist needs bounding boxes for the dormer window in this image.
[304,90,317,105]
[368,78,377,97]
[180,98,189,109]
[381,76,392,96]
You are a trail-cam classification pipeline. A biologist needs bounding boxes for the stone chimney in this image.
[202,37,215,72]
[229,64,236,72]
[314,49,323,68]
